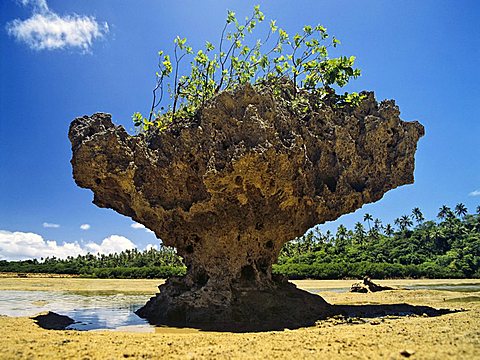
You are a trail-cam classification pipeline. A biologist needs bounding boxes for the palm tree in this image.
[412,207,424,224]
[336,224,347,239]
[394,217,401,230]
[438,205,452,220]
[374,218,383,231]
[398,215,413,231]
[324,230,333,244]
[335,225,348,248]
[454,203,468,218]
[302,231,315,252]
[476,205,480,215]
[384,224,394,237]
[354,222,366,245]
[363,213,373,232]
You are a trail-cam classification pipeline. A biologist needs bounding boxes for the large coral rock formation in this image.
[69,84,424,330]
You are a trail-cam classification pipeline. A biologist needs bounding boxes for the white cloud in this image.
[144,243,159,251]
[0,230,83,260]
[85,235,136,255]
[42,222,60,228]
[80,224,91,230]
[469,189,480,197]
[131,222,146,230]
[131,222,155,234]
[6,0,109,51]
[17,0,48,12]
[0,230,136,261]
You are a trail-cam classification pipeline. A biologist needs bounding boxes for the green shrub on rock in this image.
[133,5,363,131]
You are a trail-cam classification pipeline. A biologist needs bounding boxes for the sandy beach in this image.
[0,277,479,359]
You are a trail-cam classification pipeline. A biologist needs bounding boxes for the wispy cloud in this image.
[131,222,146,230]
[131,222,155,234]
[42,222,59,228]
[0,230,136,261]
[17,0,48,12]
[80,224,91,230]
[469,189,480,197]
[6,0,109,51]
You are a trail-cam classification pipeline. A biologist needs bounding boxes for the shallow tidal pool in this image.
[0,290,152,331]
[0,279,479,332]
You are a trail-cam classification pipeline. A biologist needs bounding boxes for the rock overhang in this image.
[69,84,424,328]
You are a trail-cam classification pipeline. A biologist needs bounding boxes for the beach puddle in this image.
[405,283,480,292]
[306,282,480,294]
[0,290,153,332]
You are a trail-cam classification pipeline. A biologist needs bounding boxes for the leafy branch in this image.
[133,5,364,131]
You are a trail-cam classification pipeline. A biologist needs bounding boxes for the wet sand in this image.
[1,277,479,359]
[0,276,163,294]
[1,276,477,292]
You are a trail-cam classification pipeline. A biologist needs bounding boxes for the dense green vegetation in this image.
[1,204,478,279]
[275,204,480,279]
[133,5,363,131]
[0,246,186,279]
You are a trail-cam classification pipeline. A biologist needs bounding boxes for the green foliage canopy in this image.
[133,5,363,131]
[276,204,480,279]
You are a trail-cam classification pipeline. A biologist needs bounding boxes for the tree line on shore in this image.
[1,204,479,279]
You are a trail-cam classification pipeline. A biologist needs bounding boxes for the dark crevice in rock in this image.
[351,181,367,193]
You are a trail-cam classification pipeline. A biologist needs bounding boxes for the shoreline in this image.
[0,275,479,292]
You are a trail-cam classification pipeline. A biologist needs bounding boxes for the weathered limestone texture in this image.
[69,84,424,330]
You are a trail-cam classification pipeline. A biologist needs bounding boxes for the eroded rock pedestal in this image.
[69,84,424,330]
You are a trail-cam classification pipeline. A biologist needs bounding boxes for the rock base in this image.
[136,277,333,331]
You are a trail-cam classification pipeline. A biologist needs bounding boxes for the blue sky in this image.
[0,0,479,260]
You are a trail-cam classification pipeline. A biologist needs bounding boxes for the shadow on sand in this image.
[137,303,462,333]
[332,303,460,319]
[32,303,462,332]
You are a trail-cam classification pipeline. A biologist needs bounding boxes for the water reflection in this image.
[0,290,152,331]
[405,283,480,292]
[65,307,148,331]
